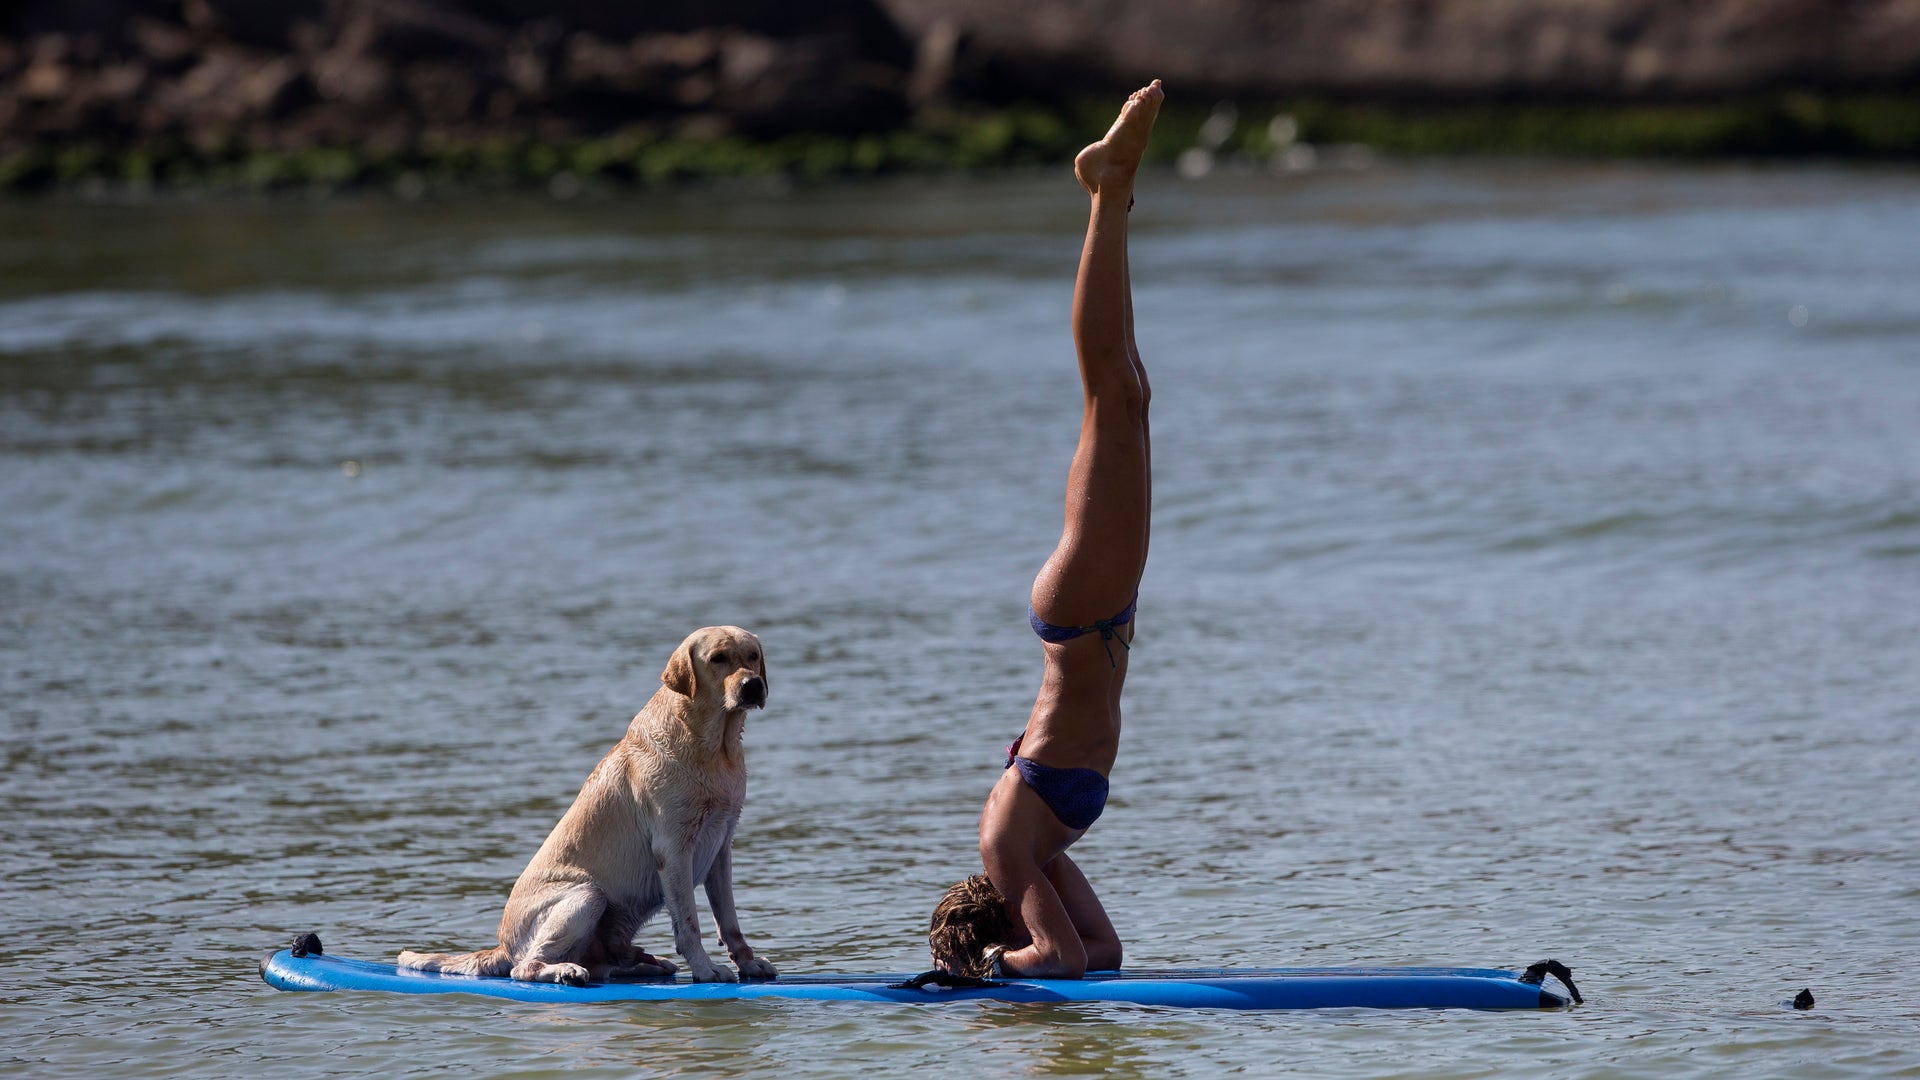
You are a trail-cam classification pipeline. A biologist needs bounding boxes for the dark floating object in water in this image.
[1793,988,1815,1010]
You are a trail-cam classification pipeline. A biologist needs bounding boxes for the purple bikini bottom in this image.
[1004,733,1108,831]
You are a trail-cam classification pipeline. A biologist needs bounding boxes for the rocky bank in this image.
[887,0,1920,101]
[3,0,1918,189]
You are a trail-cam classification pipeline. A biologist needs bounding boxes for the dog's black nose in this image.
[741,676,766,707]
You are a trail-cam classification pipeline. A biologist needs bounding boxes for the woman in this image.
[930,80,1163,980]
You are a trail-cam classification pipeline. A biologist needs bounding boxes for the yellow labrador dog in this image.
[398,626,777,985]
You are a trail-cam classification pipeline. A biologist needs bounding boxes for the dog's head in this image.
[661,625,768,712]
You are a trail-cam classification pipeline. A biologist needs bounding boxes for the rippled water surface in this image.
[3,161,1918,1077]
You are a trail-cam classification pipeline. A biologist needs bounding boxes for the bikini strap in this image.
[1091,617,1131,668]
[1091,593,1138,667]
[1028,594,1138,667]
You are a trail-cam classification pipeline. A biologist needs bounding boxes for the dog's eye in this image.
[709,652,730,666]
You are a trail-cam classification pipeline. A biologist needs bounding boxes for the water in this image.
[3,160,1917,1077]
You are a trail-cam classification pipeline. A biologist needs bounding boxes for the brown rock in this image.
[907,16,961,105]
[129,17,201,74]
[631,30,724,72]
[711,30,908,135]
[175,47,256,109]
[875,0,1920,99]
[196,1,327,50]
[673,72,717,108]
[18,60,70,101]
[96,60,150,103]
[403,58,482,122]
[309,45,396,108]
[346,0,508,61]
[719,32,782,91]
[564,32,620,79]
[65,61,151,136]
[565,31,658,95]
[499,19,567,100]
[485,87,519,121]
[28,33,70,67]
[237,56,312,119]
[180,0,227,37]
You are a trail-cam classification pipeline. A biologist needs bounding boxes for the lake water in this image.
[2,159,1917,1077]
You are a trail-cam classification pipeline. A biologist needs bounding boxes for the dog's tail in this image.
[397,944,512,977]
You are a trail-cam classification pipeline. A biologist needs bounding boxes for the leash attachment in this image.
[1517,958,1583,1005]
[890,969,1010,992]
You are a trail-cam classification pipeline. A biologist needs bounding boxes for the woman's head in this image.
[928,874,1014,976]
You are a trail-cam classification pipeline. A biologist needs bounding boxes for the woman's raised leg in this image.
[1029,79,1163,627]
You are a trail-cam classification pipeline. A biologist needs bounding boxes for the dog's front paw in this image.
[687,956,738,983]
[737,954,777,981]
[542,963,591,987]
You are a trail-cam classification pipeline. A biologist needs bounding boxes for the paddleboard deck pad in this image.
[261,935,1577,1010]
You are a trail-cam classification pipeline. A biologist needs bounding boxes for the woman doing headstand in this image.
[929,79,1163,980]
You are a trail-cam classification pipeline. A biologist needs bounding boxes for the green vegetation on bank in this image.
[5,92,1918,195]
[1148,92,1920,160]
[1279,93,1920,158]
[0,106,1080,194]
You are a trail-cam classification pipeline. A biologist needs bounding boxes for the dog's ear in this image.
[662,641,699,699]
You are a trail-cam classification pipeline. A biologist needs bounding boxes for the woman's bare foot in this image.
[1074,79,1164,201]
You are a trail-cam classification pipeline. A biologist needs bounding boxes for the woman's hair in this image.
[928,874,1014,977]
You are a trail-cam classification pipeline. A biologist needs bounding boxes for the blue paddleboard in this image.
[260,944,1575,1011]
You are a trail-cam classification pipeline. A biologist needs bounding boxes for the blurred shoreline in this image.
[5,1,1919,195]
